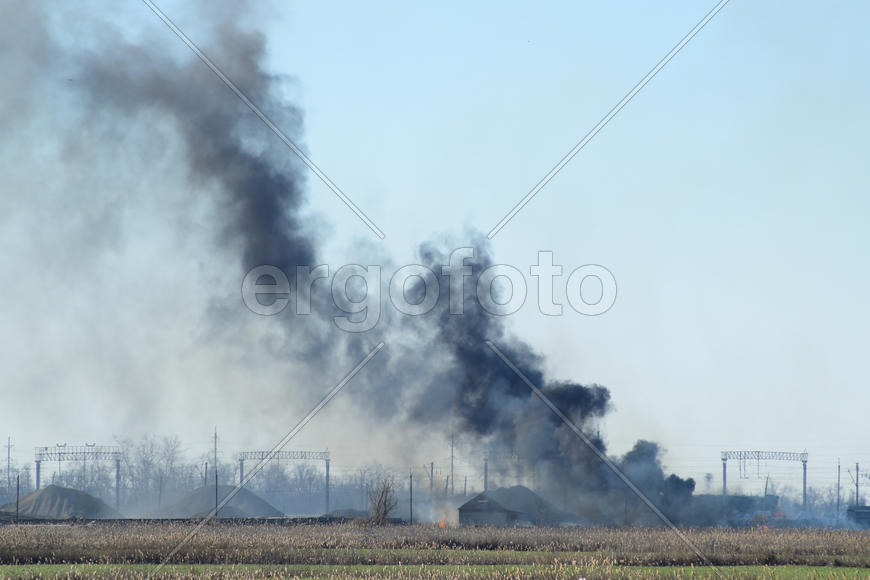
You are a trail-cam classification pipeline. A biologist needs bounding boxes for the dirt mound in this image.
[0,485,120,519]
[163,485,282,518]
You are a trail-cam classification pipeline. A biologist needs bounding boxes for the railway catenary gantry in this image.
[238,450,331,514]
[721,450,808,510]
[34,444,123,510]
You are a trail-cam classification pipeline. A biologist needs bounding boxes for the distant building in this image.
[458,493,522,526]
[847,506,870,527]
[458,486,564,526]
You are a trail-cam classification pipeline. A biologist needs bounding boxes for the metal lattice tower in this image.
[721,450,809,510]
[238,450,330,514]
[34,444,123,510]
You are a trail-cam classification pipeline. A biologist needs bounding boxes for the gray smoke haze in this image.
[1,0,693,520]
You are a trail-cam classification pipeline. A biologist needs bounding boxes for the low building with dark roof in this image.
[458,485,564,526]
[458,493,522,526]
[847,506,870,527]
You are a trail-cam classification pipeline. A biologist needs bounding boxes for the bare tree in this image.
[291,463,321,495]
[368,477,397,525]
[254,463,291,493]
[158,436,182,478]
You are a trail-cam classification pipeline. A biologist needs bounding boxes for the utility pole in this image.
[5,436,11,493]
[214,428,219,517]
[115,459,121,511]
[429,462,434,498]
[325,459,330,516]
[857,463,861,506]
[464,476,467,497]
[624,491,628,525]
[837,459,841,520]
[450,433,454,497]
[15,473,20,522]
[802,457,808,511]
[409,472,413,524]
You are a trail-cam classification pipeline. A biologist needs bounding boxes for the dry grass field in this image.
[0,522,868,578]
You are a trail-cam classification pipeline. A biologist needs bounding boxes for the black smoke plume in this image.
[59,2,692,522]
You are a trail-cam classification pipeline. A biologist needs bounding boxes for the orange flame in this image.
[439,519,446,528]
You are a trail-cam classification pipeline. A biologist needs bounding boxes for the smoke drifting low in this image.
[5,1,693,522]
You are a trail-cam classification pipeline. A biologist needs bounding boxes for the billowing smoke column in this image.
[68,3,693,522]
[74,15,340,362]
[80,28,314,273]
[392,241,695,520]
